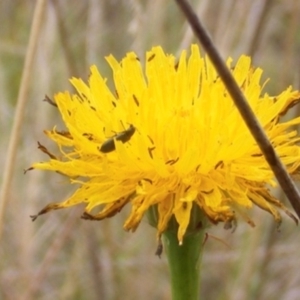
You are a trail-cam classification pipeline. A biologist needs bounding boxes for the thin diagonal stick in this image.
[0,0,47,240]
[174,0,300,218]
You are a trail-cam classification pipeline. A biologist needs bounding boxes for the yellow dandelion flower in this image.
[31,45,300,244]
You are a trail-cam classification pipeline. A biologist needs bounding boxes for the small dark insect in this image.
[99,124,136,153]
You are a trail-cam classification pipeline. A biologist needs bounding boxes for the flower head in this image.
[31,45,300,243]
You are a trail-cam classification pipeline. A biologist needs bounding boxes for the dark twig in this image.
[174,0,300,218]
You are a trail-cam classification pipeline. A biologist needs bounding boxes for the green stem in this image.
[163,229,205,300]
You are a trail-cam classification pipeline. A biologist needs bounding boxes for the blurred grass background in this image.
[1,0,300,299]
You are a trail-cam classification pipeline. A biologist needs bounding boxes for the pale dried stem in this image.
[0,0,47,241]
